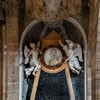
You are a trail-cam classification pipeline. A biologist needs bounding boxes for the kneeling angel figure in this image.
[23,42,41,77]
[59,39,83,75]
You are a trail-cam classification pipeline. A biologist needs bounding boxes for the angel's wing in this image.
[24,45,30,57]
[74,44,83,62]
[37,41,40,48]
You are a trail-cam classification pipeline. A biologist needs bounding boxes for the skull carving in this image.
[43,0,61,19]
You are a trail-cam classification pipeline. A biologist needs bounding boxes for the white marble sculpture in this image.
[44,47,62,66]
[24,43,41,77]
[59,40,83,74]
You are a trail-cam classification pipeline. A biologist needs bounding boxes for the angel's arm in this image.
[36,47,42,54]
[59,40,64,47]
[28,50,33,56]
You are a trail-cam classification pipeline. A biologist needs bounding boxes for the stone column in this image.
[2,0,19,100]
[88,0,100,99]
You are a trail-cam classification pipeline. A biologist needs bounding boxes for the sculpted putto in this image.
[31,0,81,21]
[59,39,83,74]
[24,42,41,77]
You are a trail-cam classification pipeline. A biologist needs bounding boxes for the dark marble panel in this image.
[26,70,84,100]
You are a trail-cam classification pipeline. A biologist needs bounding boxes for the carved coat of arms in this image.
[31,0,81,21]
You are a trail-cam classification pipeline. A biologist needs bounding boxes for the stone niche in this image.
[19,17,87,100]
[19,0,89,100]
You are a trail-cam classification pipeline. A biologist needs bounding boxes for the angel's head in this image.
[65,39,74,49]
[65,39,71,44]
[30,43,36,50]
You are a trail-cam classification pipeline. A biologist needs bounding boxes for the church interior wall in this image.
[0,0,100,100]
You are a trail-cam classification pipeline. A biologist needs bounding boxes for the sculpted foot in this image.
[32,72,36,76]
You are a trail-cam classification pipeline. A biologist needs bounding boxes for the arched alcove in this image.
[19,17,87,100]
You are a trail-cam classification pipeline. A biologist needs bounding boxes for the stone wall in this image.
[0,0,99,100]
[2,1,19,100]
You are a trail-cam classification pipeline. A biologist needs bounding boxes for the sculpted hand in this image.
[59,40,64,47]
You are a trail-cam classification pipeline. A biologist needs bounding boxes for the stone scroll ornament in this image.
[31,0,81,21]
[23,42,41,77]
[59,39,84,75]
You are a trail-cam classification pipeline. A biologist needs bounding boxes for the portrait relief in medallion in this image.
[44,47,62,66]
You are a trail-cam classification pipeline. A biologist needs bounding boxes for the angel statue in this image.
[23,42,41,77]
[59,39,83,75]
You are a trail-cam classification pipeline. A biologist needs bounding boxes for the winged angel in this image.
[59,40,83,74]
[23,42,41,77]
